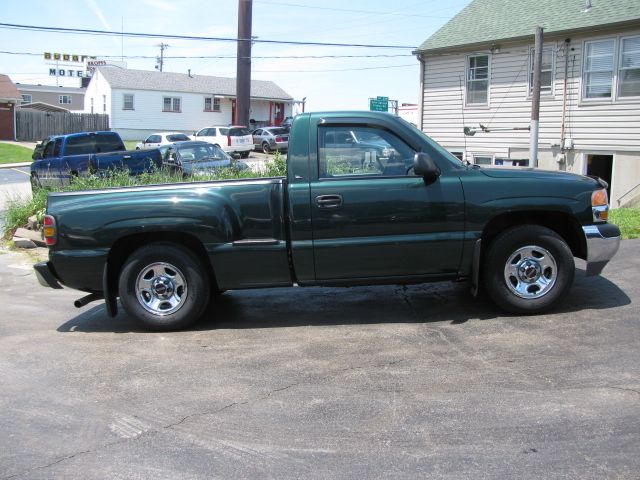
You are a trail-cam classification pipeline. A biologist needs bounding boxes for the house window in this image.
[466,55,489,105]
[450,151,464,161]
[163,97,181,112]
[21,94,32,105]
[102,95,106,113]
[204,97,221,112]
[123,94,134,110]
[59,95,72,105]
[529,47,554,94]
[583,39,615,99]
[618,36,640,97]
[473,155,492,166]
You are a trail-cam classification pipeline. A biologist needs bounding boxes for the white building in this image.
[84,66,294,140]
[415,0,640,207]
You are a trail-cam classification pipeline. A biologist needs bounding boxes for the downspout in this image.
[559,38,571,155]
[417,53,425,131]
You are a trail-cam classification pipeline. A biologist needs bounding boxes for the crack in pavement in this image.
[607,386,640,396]
[2,360,404,478]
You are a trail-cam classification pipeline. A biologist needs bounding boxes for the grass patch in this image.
[610,208,640,240]
[2,152,287,240]
[0,143,32,164]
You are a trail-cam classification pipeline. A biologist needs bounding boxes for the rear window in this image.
[95,134,125,152]
[267,128,288,135]
[229,127,251,136]
[65,135,96,156]
[219,128,229,136]
[167,134,190,142]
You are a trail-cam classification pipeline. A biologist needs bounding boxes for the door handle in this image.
[315,194,343,208]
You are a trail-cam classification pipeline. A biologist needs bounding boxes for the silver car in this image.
[251,127,289,153]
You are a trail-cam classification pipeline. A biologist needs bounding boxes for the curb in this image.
[0,162,31,169]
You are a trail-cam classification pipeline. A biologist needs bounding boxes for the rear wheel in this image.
[483,225,575,314]
[262,142,271,154]
[118,243,210,331]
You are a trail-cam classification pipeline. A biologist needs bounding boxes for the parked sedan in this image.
[161,141,247,176]
[252,127,289,153]
[135,132,191,150]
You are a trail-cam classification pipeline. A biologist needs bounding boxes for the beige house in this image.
[415,0,640,207]
[16,84,86,112]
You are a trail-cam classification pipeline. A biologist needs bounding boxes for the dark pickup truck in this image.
[30,131,162,190]
[34,112,621,330]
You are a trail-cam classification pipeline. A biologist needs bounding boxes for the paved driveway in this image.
[0,240,638,479]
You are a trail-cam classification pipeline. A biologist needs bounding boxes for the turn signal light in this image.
[43,215,57,246]
[591,189,609,222]
[591,189,608,206]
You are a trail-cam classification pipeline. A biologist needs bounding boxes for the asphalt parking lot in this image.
[1,240,639,479]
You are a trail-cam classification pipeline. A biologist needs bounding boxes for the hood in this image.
[479,167,600,186]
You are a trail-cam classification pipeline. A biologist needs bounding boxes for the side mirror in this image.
[413,152,440,181]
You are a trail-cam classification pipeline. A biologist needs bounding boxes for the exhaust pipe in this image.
[74,292,104,308]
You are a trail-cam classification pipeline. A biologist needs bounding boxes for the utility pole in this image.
[236,0,253,127]
[156,43,169,72]
[529,27,543,168]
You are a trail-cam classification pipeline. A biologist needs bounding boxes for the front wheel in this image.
[483,225,575,314]
[118,243,210,331]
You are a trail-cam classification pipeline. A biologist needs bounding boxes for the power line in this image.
[0,22,416,49]
[0,50,414,59]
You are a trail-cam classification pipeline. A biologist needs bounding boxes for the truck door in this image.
[309,123,465,282]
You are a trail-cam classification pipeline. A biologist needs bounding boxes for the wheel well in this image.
[105,232,220,300]
[481,211,586,260]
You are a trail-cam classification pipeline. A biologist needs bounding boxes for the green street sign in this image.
[369,96,389,112]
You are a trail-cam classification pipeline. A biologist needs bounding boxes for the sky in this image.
[0,0,470,112]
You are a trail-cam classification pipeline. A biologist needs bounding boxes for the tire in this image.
[240,151,250,159]
[118,243,210,331]
[30,173,41,192]
[262,142,271,154]
[483,225,575,314]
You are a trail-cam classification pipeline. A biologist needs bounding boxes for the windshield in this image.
[177,143,231,163]
[396,117,466,167]
[167,134,190,142]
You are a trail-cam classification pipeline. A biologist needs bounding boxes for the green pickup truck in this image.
[34,112,621,330]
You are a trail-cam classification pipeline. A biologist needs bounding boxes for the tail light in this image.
[227,135,232,147]
[591,188,609,222]
[275,136,284,142]
[43,215,57,246]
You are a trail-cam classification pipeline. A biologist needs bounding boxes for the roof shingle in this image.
[97,67,293,100]
[417,0,640,53]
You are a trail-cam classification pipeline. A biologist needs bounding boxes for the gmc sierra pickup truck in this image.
[30,131,162,190]
[34,112,621,330]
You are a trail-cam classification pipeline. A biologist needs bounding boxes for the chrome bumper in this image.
[582,224,621,276]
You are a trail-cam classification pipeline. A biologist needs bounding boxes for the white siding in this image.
[421,27,640,205]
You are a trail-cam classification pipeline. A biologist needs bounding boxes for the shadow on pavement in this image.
[57,268,630,334]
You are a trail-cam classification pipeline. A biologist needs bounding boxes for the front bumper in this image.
[34,261,63,289]
[582,223,621,276]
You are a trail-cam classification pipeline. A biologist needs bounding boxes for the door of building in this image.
[586,154,613,197]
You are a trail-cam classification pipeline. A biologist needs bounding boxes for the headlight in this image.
[591,188,609,222]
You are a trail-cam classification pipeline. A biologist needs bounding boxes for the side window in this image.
[318,126,416,179]
[254,129,263,135]
[43,140,55,158]
[52,139,62,157]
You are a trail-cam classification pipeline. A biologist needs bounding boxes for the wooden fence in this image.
[16,110,109,141]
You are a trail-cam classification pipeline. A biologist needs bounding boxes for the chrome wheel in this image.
[135,262,187,316]
[504,245,557,299]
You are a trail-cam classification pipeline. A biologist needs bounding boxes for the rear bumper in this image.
[582,223,621,276]
[34,262,64,289]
